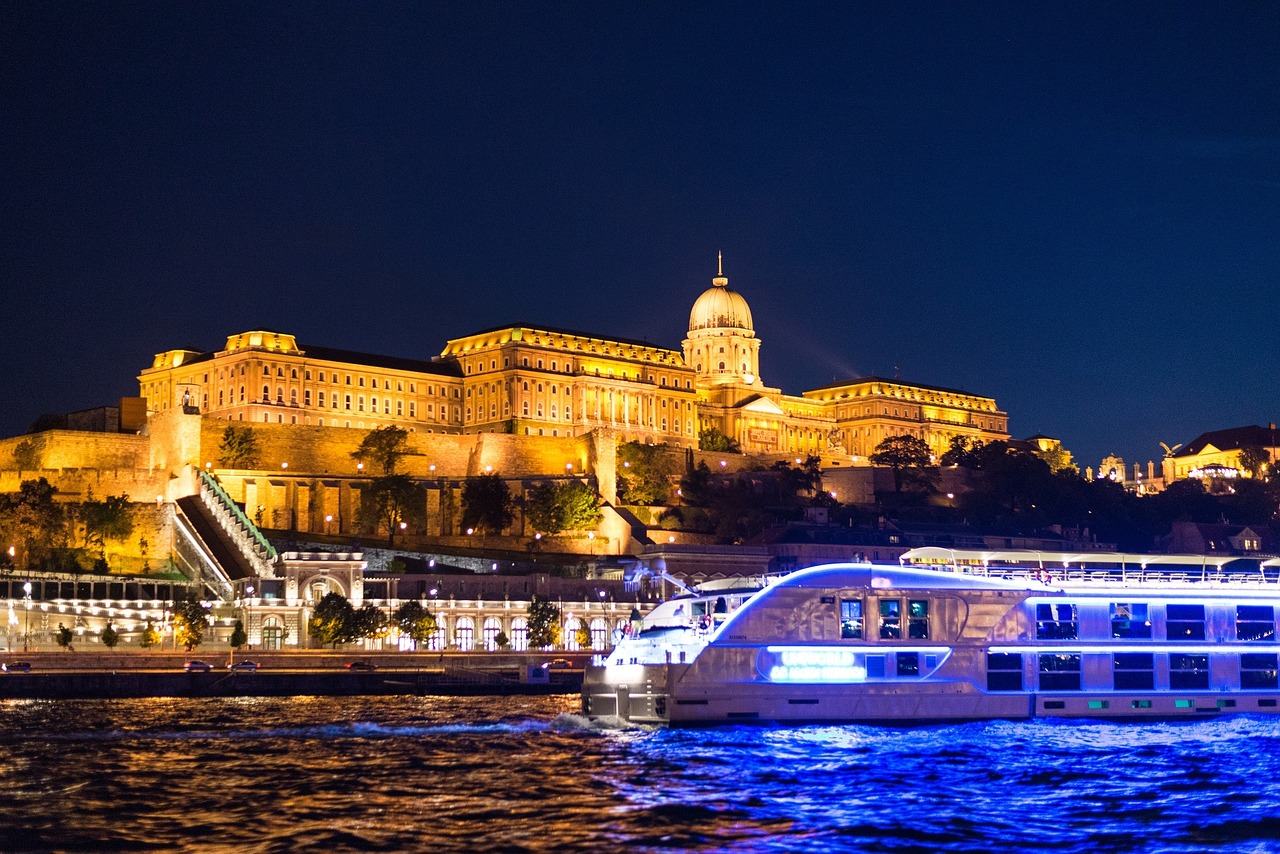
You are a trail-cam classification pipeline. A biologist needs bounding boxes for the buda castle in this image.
[139,259,1008,464]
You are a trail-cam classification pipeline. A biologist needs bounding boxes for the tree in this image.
[869,435,938,493]
[461,473,514,535]
[352,425,411,475]
[218,424,261,469]
[80,494,135,558]
[392,600,437,648]
[101,623,119,649]
[229,619,247,649]
[12,438,39,473]
[616,441,678,505]
[308,592,356,648]
[574,619,591,650]
[524,481,603,534]
[526,595,562,649]
[1239,446,1271,478]
[0,478,68,570]
[940,436,983,468]
[352,604,388,642]
[172,600,210,651]
[357,474,426,547]
[56,623,75,652]
[494,630,510,650]
[698,427,741,453]
[139,620,160,649]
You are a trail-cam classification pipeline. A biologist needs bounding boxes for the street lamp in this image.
[22,580,32,653]
[244,584,254,650]
[325,514,333,534]
[466,527,475,548]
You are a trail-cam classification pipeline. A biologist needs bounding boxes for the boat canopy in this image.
[900,547,1264,571]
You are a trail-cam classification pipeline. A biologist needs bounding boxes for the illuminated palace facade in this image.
[138,262,1009,460]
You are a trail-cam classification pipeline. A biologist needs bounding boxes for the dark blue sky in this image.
[2,2,1277,471]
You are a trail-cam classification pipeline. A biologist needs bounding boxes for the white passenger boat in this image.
[583,549,1280,724]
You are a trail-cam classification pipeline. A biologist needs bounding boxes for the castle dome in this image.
[688,255,753,333]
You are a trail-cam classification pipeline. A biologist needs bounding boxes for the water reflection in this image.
[1,697,1280,852]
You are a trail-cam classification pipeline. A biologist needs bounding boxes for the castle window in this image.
[345,395,352,411]
[319,372,325,382]
[522,402,529,416]
[218,390,224,405]
[277,387,284,403]
[490,360,496,370]
[290,389,298,405]
[359,377,365,387]
[277,368,284,377]
[358,396,365,412]
[718,362,725,370]
[410,383,416,394]
[240,386,245,402]
[291,369,298,379]
[397,400,403,416]
[550,404,557,419]
[319,391,326,407]
[397,381,403,392]
[346,375,352,385]
[370,397,378,413]
[305,370,311,381]
[408,402,415,418]
[490,404,496,418]
[551,361,557,371]
[262,385,270,400]
[263,366,270,376]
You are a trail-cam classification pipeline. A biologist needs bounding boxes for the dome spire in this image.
[712,250,728,287]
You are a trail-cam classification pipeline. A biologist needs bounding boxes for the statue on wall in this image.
[826,428,846,454]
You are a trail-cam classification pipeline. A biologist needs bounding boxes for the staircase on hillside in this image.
[172,471,278,599]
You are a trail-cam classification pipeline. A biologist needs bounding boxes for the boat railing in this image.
[948,563,1276,588]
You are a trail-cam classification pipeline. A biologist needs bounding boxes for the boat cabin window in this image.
[1110,603,1151,639]
[1236,605,1276,642]
[879,599,901,639]
[1166,604,1206,641]
[896,652,919,677]
[1038,653,1081,690]
[1036,603,1078,640]
[840,599,864,639]
[1169,654,1209,689]
[907,600,929,639]
[876,598,929,640]
[987,653,1023,691]
[1113,653,1155,690]
[1241,653,1279,689]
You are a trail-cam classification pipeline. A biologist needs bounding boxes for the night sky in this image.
[3,2,1277,472]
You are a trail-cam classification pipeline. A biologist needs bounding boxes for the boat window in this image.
[879,599,901,639]
[1236,605,1276,643]
[866,655,886,678]
[1241,653,1279,689]
[1169,654,1209,689]
[1036,603,1078,640]
[1110,603,1151,639]
[1113,652,1155,690]
[908,600,929,639]
[987,652,1023,691]
[840,599,863,639]
[1038,653,1082,691]
[1166,604,1206,641]
[896,652,919,677]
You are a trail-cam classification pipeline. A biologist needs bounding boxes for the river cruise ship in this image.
[583,549,1280,724]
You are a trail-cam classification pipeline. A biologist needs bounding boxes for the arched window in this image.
[590,618,608,650]
[262,384,270,400]
[510,617,528,651]
[483,617,502,650]
[454,617,474,651]
[564,618,582,651]
[261,617,284,650]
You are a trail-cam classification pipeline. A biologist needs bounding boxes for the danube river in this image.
[2,695,1279,852]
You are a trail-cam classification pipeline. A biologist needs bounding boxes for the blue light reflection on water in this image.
[2,696,1280,852]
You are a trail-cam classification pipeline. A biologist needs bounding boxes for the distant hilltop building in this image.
[138,257,1010,464]
[1162,424,1280,483]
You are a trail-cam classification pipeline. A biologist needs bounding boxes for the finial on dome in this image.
[712,250,728,287]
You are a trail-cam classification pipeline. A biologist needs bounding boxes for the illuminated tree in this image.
[357,474,426,546]
[352,426,411,475]
[139,620,160,649]
[574,619,591,650]
[352,604,388,642]
[308,592,355,648]
[526,595,562,649]
[698,427,740,453]
[523,481,602,534]
[101,623,119,649]
[1239,446,1271,478]
[218,425,261,469]
[172,600,210,651]
[56,623,74,652]
[616,441,678,505]
[392,600,437,648]
[869,435,938,493]
[80,494,134,558]
[0,478,68,570]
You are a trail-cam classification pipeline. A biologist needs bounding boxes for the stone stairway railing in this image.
[196,469,278,578]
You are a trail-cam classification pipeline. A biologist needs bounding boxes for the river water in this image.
[1,694,1278,853]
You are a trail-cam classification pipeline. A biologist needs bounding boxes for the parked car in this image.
[228,660,259,672]
[541,658,574,670]
[345,661,377,672]
[2,661,32,673]
[184,660,213,673]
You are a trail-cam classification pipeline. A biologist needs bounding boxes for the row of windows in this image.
[987,652,1280,692]
[1035,602,1275,643]
[841,598,930,640]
